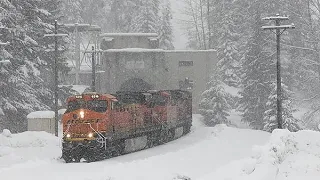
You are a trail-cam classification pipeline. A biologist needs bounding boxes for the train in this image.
[61,89,192,163]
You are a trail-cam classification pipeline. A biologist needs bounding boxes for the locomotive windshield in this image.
[87,100,108,112]
[66,99,86,113]
[65,99,108,113]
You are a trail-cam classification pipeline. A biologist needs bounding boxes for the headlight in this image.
[79,111,84,118]
[66,133,71,138]
[88,133,93,138]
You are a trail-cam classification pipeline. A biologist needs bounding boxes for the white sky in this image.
[169,0,188,50]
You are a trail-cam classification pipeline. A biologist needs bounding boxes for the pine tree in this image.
[80,0,105,25]
[263,82,300,132]
[158,0,174,50]
[199,72,232,126]
[61,0,83,23]
[131,0,160,33]
[237,2,275,130]
[109,0,139,32]
[217,0,241,87]
[0,0,48,132]
[37,0,70,107]
[0,0,69,132]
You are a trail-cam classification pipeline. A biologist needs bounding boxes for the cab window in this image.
[87,100,108,113]
[65,100,85,113]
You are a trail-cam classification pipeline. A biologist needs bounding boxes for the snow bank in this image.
[2,129,11,137]
[199,129,320,180]
[0,131,60,169]
[0,131,58,148]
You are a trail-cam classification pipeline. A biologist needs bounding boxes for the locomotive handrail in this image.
[87,123,107,150]
[62,124,71,138]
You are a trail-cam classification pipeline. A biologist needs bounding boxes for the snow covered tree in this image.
[237,2,275,130]
[0,0,48,132]
[37,0,70,107]
[216,0,241,87]
[199,72,232,126]
[108,0,139,32]
[158,0,174,50]
[182,0,209,50]
[61,0,83,23]
[131,0,160,33]
[263,82,300,132]
[0,0,69,132]
[80,0,105,25]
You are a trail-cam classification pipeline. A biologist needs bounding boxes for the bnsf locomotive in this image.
[61,89,192,163]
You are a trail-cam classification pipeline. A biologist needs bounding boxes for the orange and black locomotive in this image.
[61,89,192,163]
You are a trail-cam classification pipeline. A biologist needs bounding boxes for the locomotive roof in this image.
[69,92,117,100]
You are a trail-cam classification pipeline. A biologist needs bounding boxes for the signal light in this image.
[91,94,99,99]
[75,95,82,99]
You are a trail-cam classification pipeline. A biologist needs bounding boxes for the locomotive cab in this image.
[62,93,119,137]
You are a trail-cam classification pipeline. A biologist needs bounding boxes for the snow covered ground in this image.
[0,114,270,180]
[3,113,319,180]
[199,129,320,180]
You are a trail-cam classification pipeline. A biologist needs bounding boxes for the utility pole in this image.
[61,23,101,85]
[84,47,104,92]
[91,46,96,92]
[75,23,80,85]
[207,0,211,49]
[44,20,68,137]
[262,14,295,129]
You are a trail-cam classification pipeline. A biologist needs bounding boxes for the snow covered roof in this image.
[58,109,66,115]
[105,48,165,53]
[59,85,89,94]
[165,49,217,53]
[100,33,158,37]
[27,111,55,119]
[62,24,101,32]
[0,60,11,65]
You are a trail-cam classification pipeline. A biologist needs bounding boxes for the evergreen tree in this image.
[0,0,48,132]
[37,0,70,107]
[217,0,241,87]
[237,2,274,130]
[109,0,138,32]
[199,72,232,126]
[131,0,160,33]
[263,82,300,132]
[158,0,174,50]
[61,0,82,23]
[80,0,105,25]
[0,0,69,132]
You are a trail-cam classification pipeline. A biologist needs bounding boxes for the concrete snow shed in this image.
[27,111,55,134]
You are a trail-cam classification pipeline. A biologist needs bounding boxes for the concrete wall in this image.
[165,50,217,112]
[99,51,170,93]
[27,118,55,134]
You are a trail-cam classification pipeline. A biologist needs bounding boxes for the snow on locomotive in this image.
[61,89,192,163]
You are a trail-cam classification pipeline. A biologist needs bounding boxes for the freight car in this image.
[61,89,192,163]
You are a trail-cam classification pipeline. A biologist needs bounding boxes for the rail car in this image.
[61,89,192,163]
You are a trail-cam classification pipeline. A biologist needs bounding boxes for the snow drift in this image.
[199,129,320,180]
[0,129,60,169]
